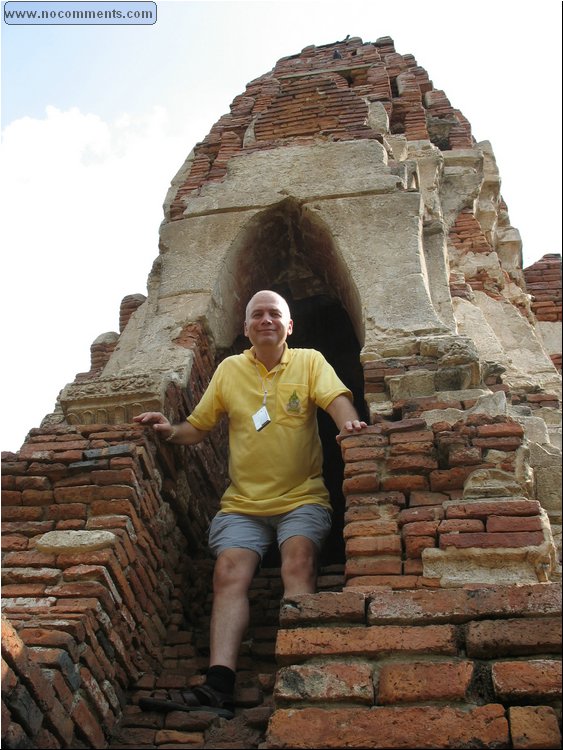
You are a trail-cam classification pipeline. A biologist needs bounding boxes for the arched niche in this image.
[210,197,367,565]
[209,197,364,351]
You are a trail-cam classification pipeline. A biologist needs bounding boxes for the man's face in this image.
[244,291,293,348]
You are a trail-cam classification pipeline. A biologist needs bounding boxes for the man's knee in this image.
[280,537,317,578]
[213,548,259,593]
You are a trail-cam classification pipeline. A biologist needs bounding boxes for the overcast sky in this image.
[1,0,562,452]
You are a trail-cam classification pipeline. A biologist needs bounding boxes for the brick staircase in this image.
[106,566,347,749]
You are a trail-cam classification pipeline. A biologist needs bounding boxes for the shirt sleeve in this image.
[308,350,352,410]
[186,361,228,431]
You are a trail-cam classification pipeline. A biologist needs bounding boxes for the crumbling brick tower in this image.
[2,37,561,749]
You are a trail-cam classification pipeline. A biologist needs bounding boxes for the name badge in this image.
[252,405,271,431]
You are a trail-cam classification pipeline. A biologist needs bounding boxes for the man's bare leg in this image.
[280,535,318,596]
[208,547,260,670]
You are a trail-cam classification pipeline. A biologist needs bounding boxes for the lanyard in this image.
[254,363,280,406]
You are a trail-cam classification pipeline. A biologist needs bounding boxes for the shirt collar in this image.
[244,343,290,371]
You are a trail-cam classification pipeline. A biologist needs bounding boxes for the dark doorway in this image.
[284,292,366,565]
[224,198,366,568]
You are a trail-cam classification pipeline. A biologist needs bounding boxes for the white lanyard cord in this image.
[254,363,280,407]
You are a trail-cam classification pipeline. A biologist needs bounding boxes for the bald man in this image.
[135,290,367,716]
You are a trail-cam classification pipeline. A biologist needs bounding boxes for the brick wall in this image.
[169,37,472,220]
[1,423,219,747]
[339,415,554,590]
[524,255,562,325]
[268,585,561,748]
[524,254,562,372]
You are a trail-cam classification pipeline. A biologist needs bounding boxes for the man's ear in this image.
[243,321,249,337]
[287,319,294,335]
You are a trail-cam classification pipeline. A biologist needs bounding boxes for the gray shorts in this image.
[208,504,332,560]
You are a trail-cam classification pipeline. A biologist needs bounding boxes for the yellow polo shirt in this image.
[187,346,352,516]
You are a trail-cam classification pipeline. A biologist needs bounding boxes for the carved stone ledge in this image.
[59,372,184,425]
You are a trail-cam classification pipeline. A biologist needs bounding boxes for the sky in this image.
[1,0,562,452]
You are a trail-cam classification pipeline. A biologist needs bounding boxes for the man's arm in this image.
[325,394,368,443]
[133,412,208,445]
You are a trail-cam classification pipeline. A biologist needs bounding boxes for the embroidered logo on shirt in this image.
[286,390,301,413]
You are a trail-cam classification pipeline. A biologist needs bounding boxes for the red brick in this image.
[109,725,157,745]
[275,662,373,703]
[0,490,22,506]
[346,491,406,509]
[46,503,87,521]
[438,519,485,533]
[409,491,448,507]
[2,534,29,553]
[399,506,444,525]
[440,531,544,549]
[275,624,457,665]
[405,535,436,558]
[344,519,398,537]
[447,446,482,466]
[386,455,438,473]
[2,520,54,537]
[492,660,562,700]
[476,422,524,437]
[21,489,55,506]
[401,520,439,536]
[389,430,434,443]
[340,426,386,444]
[472,436,522,450]
[345,557,402,578]
[343,474,380,494]
[279,591,366,626]
[266,704,508,748]
[2,583,49,597]
[403,559,423,575]
[377,660,473,703]
[445,499,541,519]
[1,506,45,521]
[509,706,561,749]
[380,475,429,492]
[1,657,18,694]
[466,617,562,658]
[344,460,380,478]
[42,667,75,711]
[18,628,79,658]
[90,499,143,529]
[45,581,117,612]
[346,535,401,557]
[382,419,428,434]
[366,584,562,625]
[79,665,115,732]
[429,466,476,491]
[155,729,205,744]
[346,575,419,590]
[487,515,543,532]
[91,468,139,486]
[53,485,138,504]
[343,447,386,462]
[389,441,434,456]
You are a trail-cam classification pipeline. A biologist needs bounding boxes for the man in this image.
[134,290,367,717]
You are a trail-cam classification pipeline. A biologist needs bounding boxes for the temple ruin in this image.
[2,36,561,749]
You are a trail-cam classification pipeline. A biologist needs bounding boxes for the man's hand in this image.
[336,418,368,444]
[133,412,208,446]
[325,395,368,443]
[133,412,174,439]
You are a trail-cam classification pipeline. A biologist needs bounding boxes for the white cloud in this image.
[1,105,195,451]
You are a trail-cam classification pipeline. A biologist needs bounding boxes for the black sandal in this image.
[193,684,235,715]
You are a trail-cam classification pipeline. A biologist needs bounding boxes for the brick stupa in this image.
[2,37,561,749]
